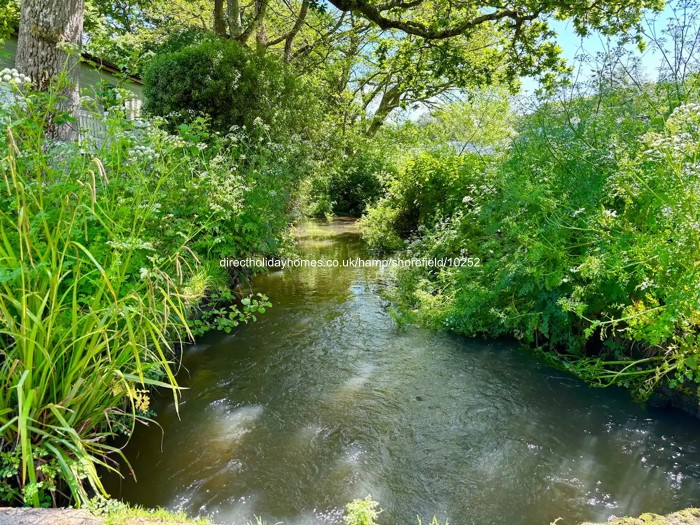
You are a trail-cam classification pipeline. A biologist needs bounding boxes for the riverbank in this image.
[5,505,700,525]
[0,506,211,525]
[359,94,700,408]
[582,508,700,525]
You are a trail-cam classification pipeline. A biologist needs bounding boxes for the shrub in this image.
[344,496,382,525]
[377,80,700,398]
[326,147,389,216]
[301,132,395,218]
[361,150,494,251]
[142,38,313,138]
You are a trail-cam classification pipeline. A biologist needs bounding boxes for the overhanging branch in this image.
[325,0,539,40]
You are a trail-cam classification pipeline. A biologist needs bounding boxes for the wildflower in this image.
[131,389,151,413]
[0,68,31,86]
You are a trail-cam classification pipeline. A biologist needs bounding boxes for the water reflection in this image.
[107,219,700,525]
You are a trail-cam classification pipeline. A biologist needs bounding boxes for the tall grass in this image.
[0,118,193,505]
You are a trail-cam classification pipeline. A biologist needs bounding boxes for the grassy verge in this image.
[96,502,212,525]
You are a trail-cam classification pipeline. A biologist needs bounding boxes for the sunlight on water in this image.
[108,219,700,525]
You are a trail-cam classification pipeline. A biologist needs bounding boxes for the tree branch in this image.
[326,0,539,40]
[239,0,269,44]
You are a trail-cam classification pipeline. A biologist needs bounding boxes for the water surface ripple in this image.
[109,219,700,525]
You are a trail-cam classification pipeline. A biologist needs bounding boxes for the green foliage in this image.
[0,72,286,506]
[366,68,700,398]
[324,0,663,95]
[326,147,387,216]
[361,150,495,252]
[0,100,188,506]
[83,0,214,75]
[89,497,212,524]
[302,132,395,217]
[188,292,271,337]
[0,0,18,42]
[142,37,313,138]
[417,518,449,525]
[344,496,382,525]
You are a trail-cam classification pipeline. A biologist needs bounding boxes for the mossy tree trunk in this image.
[16,0,85,141]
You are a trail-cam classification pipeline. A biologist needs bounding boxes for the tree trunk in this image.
[226,0,242,38]
[214,0,227,36]
[16,0,85,142]
[366,85,401,136]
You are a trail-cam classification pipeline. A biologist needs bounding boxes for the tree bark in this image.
[366,84,401,136]
[238,0,268,45]
[226,0,242,38]
[214,0,227,36]
[16,0,85,142]
[283,0,308,63]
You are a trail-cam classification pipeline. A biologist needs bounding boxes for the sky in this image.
[520,1,681,93]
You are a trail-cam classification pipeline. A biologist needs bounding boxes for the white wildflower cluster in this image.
[681,162,700,180]
[0,69,31,116]
[162,133,187,148]
[107,238,155,251]
[637,278,654,291]
[642,103,700,161]
[666,103,700,135]
[208,171,245,217]
[252,116,270,132]
[130,144,159,160]
[461,182,496,216]
[0,68,32,86]
[643,131,696,160]
[139,267,155,281]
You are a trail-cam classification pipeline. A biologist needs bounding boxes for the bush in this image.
[375,80,700,399]
[301,132,394,218]
[327,147,389,216]
[142,38,313,138]
[344,496,382,525]
[361,150,495,251]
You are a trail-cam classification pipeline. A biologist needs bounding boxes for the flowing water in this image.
[109,219,700,525]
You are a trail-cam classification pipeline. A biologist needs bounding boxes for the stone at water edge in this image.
[580,508,700,525]
[0,508,102,525]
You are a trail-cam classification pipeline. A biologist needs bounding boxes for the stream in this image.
[107,219,700,525]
